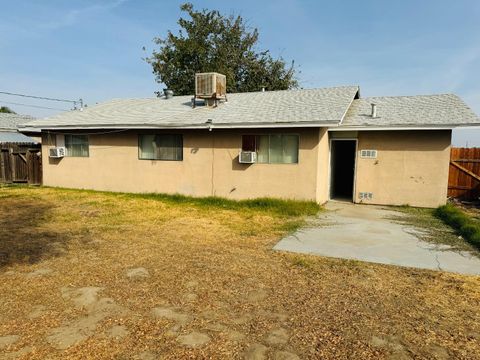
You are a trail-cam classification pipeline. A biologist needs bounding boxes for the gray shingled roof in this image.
[22,86,360,129]
[19,87,479,131]
[0,113,36,131]
[341,94,479,128]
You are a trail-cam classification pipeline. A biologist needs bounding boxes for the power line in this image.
[0,100,70,112]
[0,91,78,104]
[45,128,132,136]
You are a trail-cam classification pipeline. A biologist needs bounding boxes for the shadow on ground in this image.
[0,197,66,268]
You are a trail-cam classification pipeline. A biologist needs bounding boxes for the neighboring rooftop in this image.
[341,94,479,128]
[22,86,360,129]
[0,113,36,131]
[0,113,39,144]
[0,131,39,144]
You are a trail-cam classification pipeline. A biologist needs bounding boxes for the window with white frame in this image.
[241,134,299,164]
[138,134,183,161]
[65,134,89,157]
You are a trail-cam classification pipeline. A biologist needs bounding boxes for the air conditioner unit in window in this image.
[239,151,257,164]
[49,147,66,158]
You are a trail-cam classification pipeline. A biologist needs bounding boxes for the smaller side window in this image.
[65,135,89,157]
[241,135,256,151]
[43,133,56,146]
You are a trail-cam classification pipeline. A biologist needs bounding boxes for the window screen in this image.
[65,135,89,157]
[139,134,183,161]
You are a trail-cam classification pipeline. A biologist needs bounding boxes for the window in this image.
[65,135,89,157]
[241,134,299,164]
[139,134,183,161]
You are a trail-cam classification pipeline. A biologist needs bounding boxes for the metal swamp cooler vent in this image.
[194,72,227,107]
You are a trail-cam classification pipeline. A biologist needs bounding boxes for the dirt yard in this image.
[1,187,480,359]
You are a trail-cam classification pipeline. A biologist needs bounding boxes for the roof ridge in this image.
[362,93,457,100]
[223,85,360,95]
[80,86,362,107]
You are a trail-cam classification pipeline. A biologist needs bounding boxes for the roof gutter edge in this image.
[20,121,341,131]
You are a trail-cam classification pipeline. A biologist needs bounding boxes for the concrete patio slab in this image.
[274,202,480,275]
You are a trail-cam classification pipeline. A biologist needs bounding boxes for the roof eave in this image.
[16,127,41,133]
[21,120,341,131]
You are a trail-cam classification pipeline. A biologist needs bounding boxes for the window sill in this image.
[138,158,183,162]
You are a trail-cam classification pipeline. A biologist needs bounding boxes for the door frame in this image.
[328,138,358,202]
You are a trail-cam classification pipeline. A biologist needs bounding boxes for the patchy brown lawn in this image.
[0,186,480,359]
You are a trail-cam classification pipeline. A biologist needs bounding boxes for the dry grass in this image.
[1,186,480,359]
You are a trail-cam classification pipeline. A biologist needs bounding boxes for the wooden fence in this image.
[0,143,42,185]
[448,147,480,200]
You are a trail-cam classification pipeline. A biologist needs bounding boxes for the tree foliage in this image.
[0,106,15,113]
[146,3,298,96]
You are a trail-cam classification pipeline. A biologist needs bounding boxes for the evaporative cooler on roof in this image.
[194,73,227,107]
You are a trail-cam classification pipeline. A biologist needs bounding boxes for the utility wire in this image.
[0,91,77,104]
[0,100,70,112]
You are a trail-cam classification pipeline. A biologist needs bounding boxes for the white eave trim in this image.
[15,127,41,133]
[19,121,340,131]
[20,123,480,132]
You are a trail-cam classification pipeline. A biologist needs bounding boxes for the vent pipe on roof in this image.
[163,89,174,99]
[261,87,265,92]
[371,103,377,118]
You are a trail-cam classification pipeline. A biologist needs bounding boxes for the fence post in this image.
[9,147,15,182]
[0,149,5,182]
[27,150,32,185]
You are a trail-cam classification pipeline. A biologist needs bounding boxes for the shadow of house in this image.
[0,197,68,268]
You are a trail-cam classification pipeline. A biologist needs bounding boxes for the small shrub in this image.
[435,204,480,251]
[468,232,480,247]
[460,224,477,238]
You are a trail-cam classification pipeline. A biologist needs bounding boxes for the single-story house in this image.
[0,113,39,144]
[19,73,480,207]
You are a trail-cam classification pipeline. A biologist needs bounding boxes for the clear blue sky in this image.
[1,0,479,145]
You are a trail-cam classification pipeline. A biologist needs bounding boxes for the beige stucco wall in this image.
[42,128,324,201]
[354,130,451,208]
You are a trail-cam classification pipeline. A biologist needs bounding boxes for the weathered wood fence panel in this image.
[0,143,42,185]
[448,147,480,199]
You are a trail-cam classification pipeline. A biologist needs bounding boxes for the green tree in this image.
[146,3,298,96]
[0,106,15,113]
